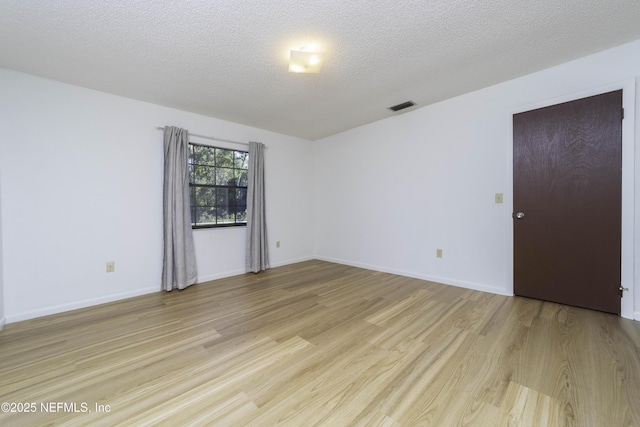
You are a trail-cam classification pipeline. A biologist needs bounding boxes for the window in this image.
[188,143,248,228]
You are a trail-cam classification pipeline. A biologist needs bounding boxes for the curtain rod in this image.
[156,126,265,148]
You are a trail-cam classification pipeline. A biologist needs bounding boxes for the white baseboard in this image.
[317,257,640,321]
[4,258,633,325]
[271,256,315,268]
[6,287,158,324]
[6,257,317,325]
[197,269,246,284]
[6,255,517,325]
[315,256,512,297]
[196,257,315,283]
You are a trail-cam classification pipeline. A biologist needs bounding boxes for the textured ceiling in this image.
[1,1,640,140]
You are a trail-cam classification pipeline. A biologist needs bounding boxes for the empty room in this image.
[1,1,640,425]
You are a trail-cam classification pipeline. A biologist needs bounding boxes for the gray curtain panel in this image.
[162,126,197,290]
[246,141,270,273]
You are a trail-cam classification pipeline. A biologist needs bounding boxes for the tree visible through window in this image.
[188,143,248,228]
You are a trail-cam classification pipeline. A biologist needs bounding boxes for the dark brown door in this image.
[513,90,622,314]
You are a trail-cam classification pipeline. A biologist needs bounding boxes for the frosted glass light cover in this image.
[288,49,323,73]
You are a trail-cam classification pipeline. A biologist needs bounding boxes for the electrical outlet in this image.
[436,249,443,258]
[495,193,504,204]
[106,261,115,273]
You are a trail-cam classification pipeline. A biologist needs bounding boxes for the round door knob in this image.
[515,212,525,219]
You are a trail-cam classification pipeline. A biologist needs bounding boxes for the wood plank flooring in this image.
[0,260,639,426]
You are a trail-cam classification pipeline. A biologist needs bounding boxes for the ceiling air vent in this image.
[388,101,415,112]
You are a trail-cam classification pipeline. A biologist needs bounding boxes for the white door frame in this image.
[505,79,635,320]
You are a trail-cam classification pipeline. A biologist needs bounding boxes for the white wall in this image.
[314,39,640,320]
[0,69,314,323]
[0,166,4,330]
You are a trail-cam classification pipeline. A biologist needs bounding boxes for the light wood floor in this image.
[1,260,639,426]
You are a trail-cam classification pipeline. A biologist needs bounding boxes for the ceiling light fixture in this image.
[288,47,323,73]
